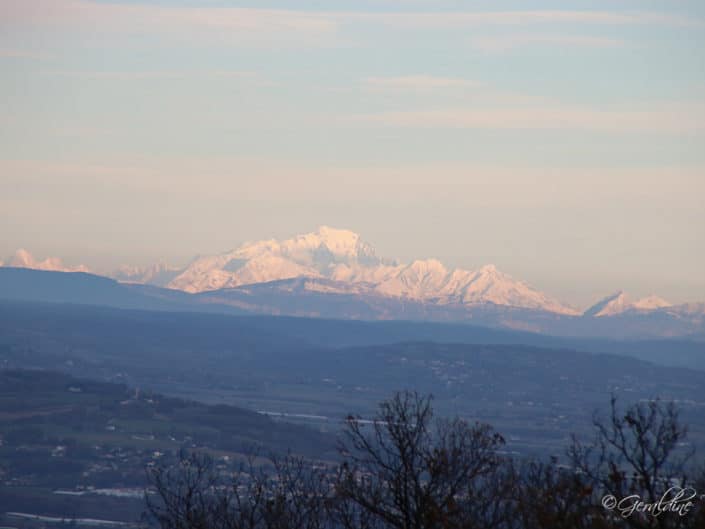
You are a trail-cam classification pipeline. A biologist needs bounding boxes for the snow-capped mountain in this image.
[167,226,385,293]
[372,262,573,313]
[2,236,704,338]
[2,249,89,273]
[164,226,578,315]
[584,291,672,317]
[5,229,700,335]
[630,295,673,311]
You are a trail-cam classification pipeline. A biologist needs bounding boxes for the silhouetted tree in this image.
[334,391,507,529]
[513,456,607,529]
[146,450,332,529]
[144,394,705,529]
[569,397,699,529]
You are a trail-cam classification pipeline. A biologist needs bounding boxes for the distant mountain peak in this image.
[160,227,577,314]
[12,248,33,264]
[3,248,89,273]
[167,227,381,293]
[584,291,672,317]
[312,225,361,252]
[631,295,672,311]
[408,258,447,273]
[584,291,628,317]
[476,263,500,275]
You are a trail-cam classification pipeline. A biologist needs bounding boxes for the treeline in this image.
[145,393,705,529]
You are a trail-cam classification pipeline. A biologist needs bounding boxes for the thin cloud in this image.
[2,2,700,37]
[471,34,626,53]
[365,75,482,91]
[3,157,702,208]
[351,105,705,134]
[341,10,701,29]
[0,1,337,46]
[43,70,260,81]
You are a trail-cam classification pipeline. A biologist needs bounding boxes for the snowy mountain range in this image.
[1,248,89,273]
[162,226,578,315]
[3,227,702,329]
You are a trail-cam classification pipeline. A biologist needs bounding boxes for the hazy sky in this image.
[1,0,704,307]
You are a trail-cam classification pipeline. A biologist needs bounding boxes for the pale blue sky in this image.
[1,0,704,306]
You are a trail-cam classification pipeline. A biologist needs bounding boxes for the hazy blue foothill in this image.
[2,299,704,454]
[1,267,704,345]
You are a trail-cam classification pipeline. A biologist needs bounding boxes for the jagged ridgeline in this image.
[2,226,704,339]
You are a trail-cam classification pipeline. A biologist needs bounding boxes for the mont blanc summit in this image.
[166,226,385,293]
